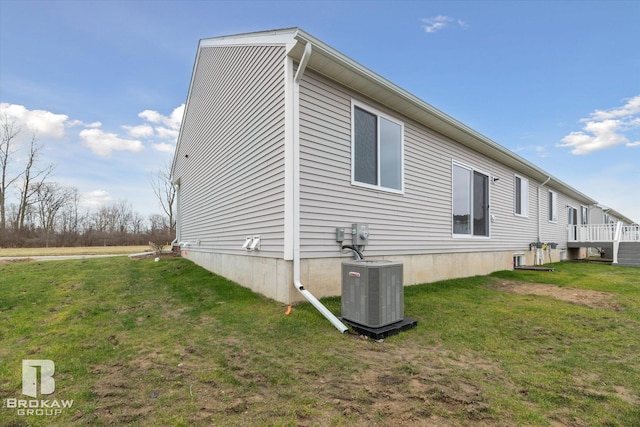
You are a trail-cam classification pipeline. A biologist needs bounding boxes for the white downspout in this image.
[292,42,348,333]
[538,176,551,243]
[537,176,551,265]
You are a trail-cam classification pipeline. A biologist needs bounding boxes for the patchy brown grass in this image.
[488,278,621,311]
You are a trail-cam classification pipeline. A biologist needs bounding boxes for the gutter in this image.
[291,41,348,333]
[292,28,599,209]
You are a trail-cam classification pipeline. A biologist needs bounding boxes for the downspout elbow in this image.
[294,279,348,333]
[294,43,312,84]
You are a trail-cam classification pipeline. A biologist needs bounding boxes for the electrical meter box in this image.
[341,260,403,328]
[352,223,369,246]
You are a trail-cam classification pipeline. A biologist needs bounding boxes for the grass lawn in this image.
[1,258,639,426]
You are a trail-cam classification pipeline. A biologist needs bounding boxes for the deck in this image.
[568,224,640,267]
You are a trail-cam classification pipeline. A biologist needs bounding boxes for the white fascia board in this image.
[199,28,298,49]
[291,29,598,208]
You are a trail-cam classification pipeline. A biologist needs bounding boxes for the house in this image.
[171,28,639,313]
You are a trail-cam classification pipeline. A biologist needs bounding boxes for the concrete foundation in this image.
[185,250,295,303]
[183,248,557,304]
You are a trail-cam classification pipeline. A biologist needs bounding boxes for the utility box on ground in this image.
[341,260,404,328]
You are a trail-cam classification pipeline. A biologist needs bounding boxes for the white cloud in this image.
[559,95,640,154]
[151,142,175,153]
[123,124,154,138]
[136,104,184,152]
[81,189,113,209]
[590,95,640,121]
[78,104,184,156]
[155,126,179,140]
[68,119,101,128]
[0,102,68,141]
[168,104,185,129]
[1,102,184,157]
[514,144,550,158]
[138,109,164,124]
[79,127,144,157]
[139,104,184,131]
[421,16,467,33]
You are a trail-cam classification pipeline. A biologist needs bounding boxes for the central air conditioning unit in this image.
[341,260,404,328]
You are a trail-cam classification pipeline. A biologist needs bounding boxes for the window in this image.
[452,163,489,237]
[580,205,588,225]
[352,103,403,192]
[513,254,526,268]
[568,206,577,226]
[568,205,577,240]
[514,175,529,217]
[548,190,558,222]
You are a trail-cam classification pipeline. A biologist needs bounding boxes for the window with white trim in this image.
[548,190,558,222]
[352,103,403,192]
[580,205,588,225]
[568,206,577,226]
[452,162,490,237]
[514,174,529,217]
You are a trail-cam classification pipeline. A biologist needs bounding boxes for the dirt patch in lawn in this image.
[0,258,32,265]
[84,338,499,426]
[488,279,620,310]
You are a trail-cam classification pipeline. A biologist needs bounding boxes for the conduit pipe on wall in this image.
[291,41,348,333]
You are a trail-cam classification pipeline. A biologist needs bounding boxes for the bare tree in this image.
[16,135,55,230]
[148,213,167,233]
[36,182,74,247]
[112,200,133,234]
[91,205,111,233]
[58,187,81,235]
[150,162,176,232]
[130,211,146,235]
[57,187,83,246]
[90,201,135,234]
[1,116,22,230]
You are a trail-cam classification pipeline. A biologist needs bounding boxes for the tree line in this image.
[1,116,175,248]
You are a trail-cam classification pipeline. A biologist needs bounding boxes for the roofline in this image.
[598,205,637,225]
[175,27,614,211]
[291,29,598,205]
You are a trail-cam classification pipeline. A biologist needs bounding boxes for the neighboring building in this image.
[171,28,638,305]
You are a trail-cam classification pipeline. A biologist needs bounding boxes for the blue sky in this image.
[1,0,638,222]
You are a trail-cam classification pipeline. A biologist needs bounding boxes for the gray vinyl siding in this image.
[298,70,573,258]
[173,45,287,257]
[590,206,606,224]
[539,189,585,246]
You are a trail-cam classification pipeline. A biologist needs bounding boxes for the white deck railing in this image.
[568,223,640,243]
[568,224,616,242]
[620,225,640,242]
[567,223,640,265]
